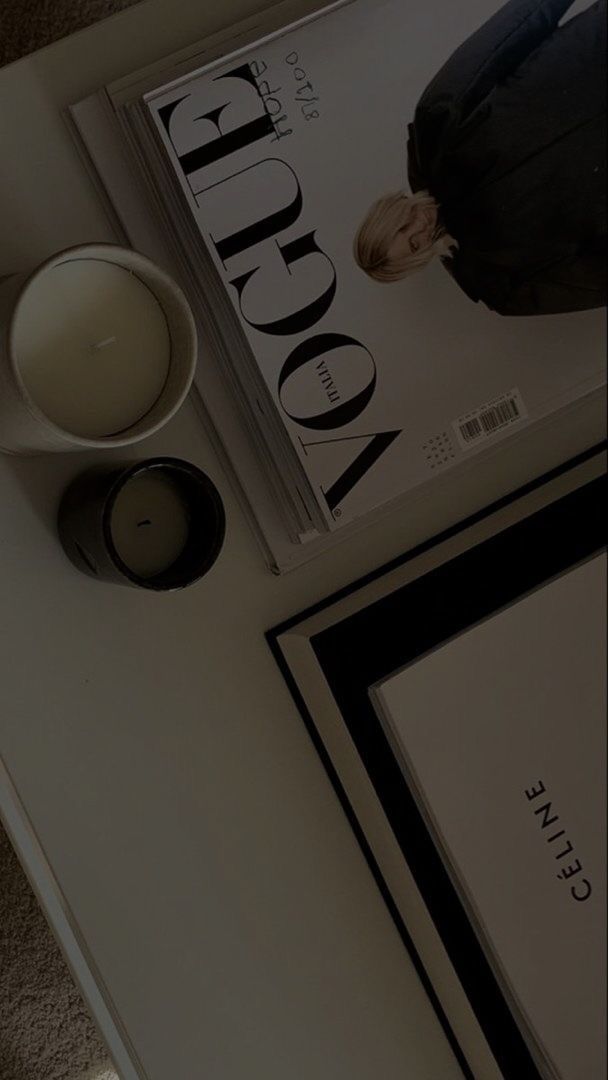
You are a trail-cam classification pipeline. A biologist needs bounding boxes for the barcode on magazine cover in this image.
[453,389,527,450]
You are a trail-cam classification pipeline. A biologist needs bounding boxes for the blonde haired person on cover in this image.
[355,0,606,316]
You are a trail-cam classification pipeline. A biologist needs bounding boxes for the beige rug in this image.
[0,0,140,66]
[0,822,118,1080]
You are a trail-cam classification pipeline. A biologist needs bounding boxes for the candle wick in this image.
[90,336,117,351]
[137,519,152,528]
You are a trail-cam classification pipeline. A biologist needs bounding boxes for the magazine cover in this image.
[146,0,606,531]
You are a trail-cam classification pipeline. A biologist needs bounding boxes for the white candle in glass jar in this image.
[109,472,190,579]
[0,244,197,454]
[14,260,171,438]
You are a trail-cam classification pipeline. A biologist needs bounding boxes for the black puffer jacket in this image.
[407,0,607,316]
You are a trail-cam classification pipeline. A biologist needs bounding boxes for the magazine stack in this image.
[70,0,606,570]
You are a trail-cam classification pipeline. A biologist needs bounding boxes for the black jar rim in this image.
[102,457,226,591]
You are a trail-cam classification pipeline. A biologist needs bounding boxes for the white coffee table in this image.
[0,3,605,1078]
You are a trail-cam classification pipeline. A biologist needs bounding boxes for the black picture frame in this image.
[267,443,607,1080]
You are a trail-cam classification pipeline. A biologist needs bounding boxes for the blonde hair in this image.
[354,190,457,283]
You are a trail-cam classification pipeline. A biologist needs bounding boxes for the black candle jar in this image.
[57,457,226,591]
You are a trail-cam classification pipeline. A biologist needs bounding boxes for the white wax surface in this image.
[14,259,171,438]
[110,472,190,579]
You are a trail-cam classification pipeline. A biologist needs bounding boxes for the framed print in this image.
[268,444,606,1079]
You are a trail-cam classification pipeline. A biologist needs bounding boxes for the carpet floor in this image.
[0,0,140,67]
[0,822,118,1080]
